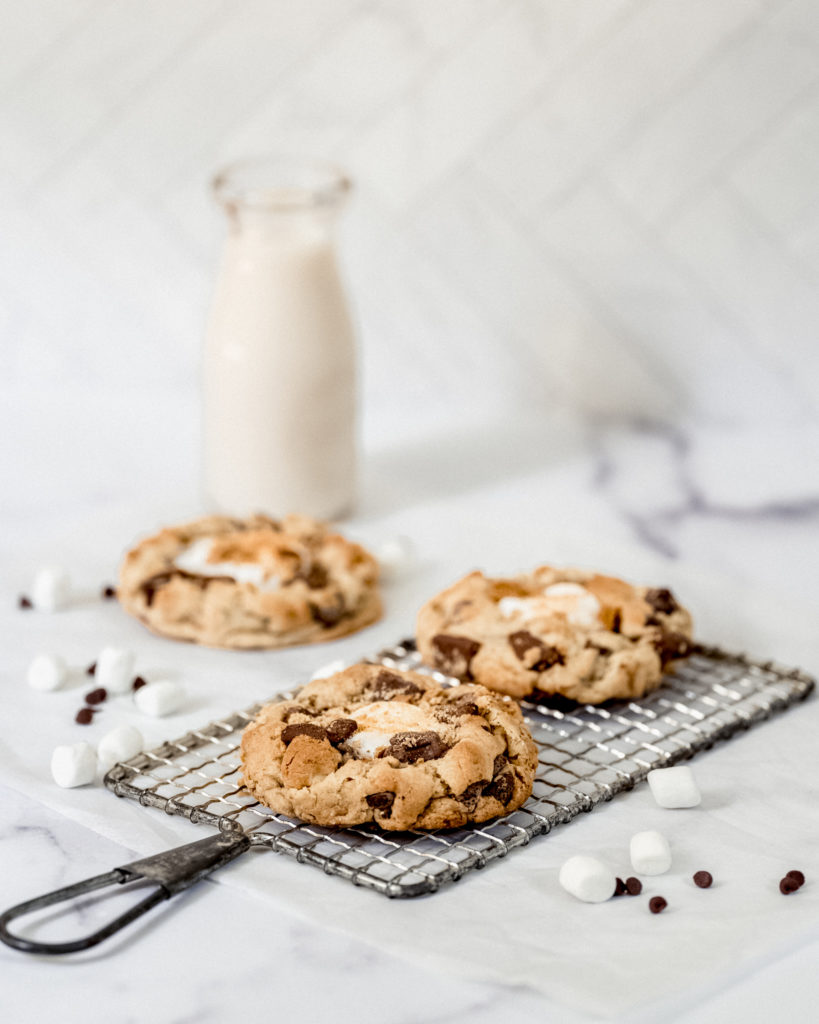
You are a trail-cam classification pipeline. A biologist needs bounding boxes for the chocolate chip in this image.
[326,718,357,745]
[492,754,508,777]
[508,631,564,671]
[18,595,32,609]
[308,594,346,627]
[645,588,678,616]
[485,771,514,804]
[132,676,148,691]
[654,629,692,665]
[431,634,481,680]
[141,568,214,607]
[86,662,97,676]
[102,585,116,600]
[786,870,805,886]
[366,791,395,815]
[85,687,107,705]
[366,670,422,700]
[611,610,622,633]
[459,780,488,805]
[780,876,801,895]
[625,876,642,895]
[75,707,95,725]
[281,722,327,744]
[384,730,448,764]
[615,877,627,896]
[693,870,713,889]
[649,896,667,914]
[281,704,320,720]
[302,563,329,589]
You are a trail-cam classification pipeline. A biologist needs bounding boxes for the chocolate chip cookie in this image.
[416,568,693,704]
[118,514,381,649]
[240,663,538,830]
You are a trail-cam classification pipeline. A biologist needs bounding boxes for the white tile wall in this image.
[2,0,818,433]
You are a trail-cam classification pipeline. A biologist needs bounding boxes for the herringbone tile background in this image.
[3,0,818,448]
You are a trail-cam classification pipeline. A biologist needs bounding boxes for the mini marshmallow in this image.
[630,830,672,875]
[310,659,347,681]
[559,855,617,903]
[647,765,701,808]
[376,536,415,581]
[97,725,144,770]
[51,742,97,788]
[27,653,68,691]
[134,679,184,717]
[95,646,136,694]
[31,565,71,612]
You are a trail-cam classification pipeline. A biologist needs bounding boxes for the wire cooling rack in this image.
[104,641,814,898]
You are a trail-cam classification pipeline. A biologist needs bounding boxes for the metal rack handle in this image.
[0,831,250,955]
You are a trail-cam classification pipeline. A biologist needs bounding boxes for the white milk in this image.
[203,160,357,519]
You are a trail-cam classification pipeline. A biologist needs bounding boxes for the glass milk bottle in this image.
[203,157,357,519]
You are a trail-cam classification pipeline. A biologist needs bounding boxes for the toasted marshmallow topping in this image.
[174,537,280,590]
[348,701,434,760]
[498,582,601,629]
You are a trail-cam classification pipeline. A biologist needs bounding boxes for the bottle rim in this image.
[212,154,351,211]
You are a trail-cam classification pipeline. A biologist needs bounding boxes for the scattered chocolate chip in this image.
[615,877,627,896]
[308,594,346,627]
[625,876,643,896]
[86,662,97,676]
[484,771,514,805]
[384,730,449,764]
[281,722,327,744]
[649,896,667,914]
[102,585,116,600]
[132,676,148,691]
[645,588,678,616]
[326,718,357,745]
[492,754,509,777]
[75,707,96,725]
[365,791,395,815]
[85,687,107,705]
[366,670,422,700]
[654,629,692,665]
[431,634,481,680]
[693,870,713,889]
[18,595,33,610]
[508,631,564,672]
[786,870,805,887]
[780,876,801,895]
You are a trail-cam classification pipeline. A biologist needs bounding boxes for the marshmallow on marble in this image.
[31,565,71,612]
[51,742,97,788]
[558,855,617,903]
[630,830,672,875]
[27,653,68,692]
[95,646,136,694]
[134,679,184,717]
[310,659,347,682]
[647,766,701,809]
[375,536,415,582]
[98,725,144,770]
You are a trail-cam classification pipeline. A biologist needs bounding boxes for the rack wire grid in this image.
[105,640,814,898]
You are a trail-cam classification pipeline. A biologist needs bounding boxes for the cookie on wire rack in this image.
[416,568,693,704]
[118,514,381,649]
[240,663,538,831]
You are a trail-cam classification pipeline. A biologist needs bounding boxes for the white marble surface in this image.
[2,412,819,1023]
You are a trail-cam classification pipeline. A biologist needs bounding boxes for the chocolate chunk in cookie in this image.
[431,634,481,679]
[654,629,692,665]
[383,730,449,764]
[365,791,396,814]
[645,587,678,616]
[326,718,358,745]
[484,772,514,804]
[508,630,564,671]
[308,594,347,627]
[366,669,422,700]
[281,722,327,744]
